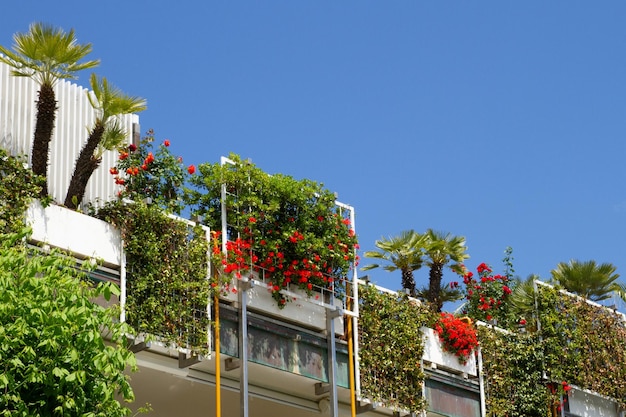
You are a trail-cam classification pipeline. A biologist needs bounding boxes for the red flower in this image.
[187,164,196,174]
[119,152,129,160]
[519,318,527,325]
[164,139,170,147]
[109,167,118,175]
[128,144,137,152]
[249,217,256,223]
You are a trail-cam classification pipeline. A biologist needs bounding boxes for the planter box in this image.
[26,200,122,268]
[421,327,477,377]
[222,274,345,334]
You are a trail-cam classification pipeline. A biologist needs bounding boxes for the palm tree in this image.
[550,259,624,302]
[361,230,425,296]
[423,229,469,312]
[509,274,541,329]
[64,74,146,209]
[0,23,99,196]
[415,282,462,308]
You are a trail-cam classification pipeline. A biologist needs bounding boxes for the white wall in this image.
[568,387,620,417]
[0,58,138,207]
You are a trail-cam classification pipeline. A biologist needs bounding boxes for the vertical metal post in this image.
[120,238,126,323]
[238,279,251,417]
[477,345,486,417]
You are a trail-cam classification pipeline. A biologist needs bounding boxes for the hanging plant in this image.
[434,312,478,364]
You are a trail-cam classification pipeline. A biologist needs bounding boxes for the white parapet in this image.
[26,200,122,268]
[568,386,620,417]
[222,273,345,334]
[421,326,478,377]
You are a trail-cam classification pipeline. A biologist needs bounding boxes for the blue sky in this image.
[2,2,626,308]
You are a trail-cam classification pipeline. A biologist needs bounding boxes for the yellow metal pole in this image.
[214,294,221,417]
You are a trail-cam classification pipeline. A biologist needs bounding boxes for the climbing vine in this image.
[358,284,432,413]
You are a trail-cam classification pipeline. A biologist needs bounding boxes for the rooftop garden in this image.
[2,22,626,416]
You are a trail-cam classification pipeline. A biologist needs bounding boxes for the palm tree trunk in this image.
[64,123,105,209]
[31,83,57,197]
[401,270,416,296]
[428,263,444,312]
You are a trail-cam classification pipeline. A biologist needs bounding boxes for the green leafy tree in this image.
[361,230,425,296]
[551,259,625,302]
[423,229,469,312]
[0,22,99,196]
[64,73,146,209]
[0,230,137,416]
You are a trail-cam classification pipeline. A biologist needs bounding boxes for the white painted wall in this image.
[0,58,139,207]
[568,387,620,417]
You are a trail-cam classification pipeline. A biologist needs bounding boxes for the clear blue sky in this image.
[3,1,626,309]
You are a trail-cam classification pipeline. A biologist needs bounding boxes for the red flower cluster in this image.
[434,313,478,364]
[462,262,514,324]
[548,381,572,412]
[210,210,358,307]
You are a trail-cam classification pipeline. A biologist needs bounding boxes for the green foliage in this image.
[550,259,621,302]
[536,284,626,405]
[478,327,548,417]
[479,282,626,415]
[0,149,47,233]
[187,153,358,307]
[461,262,517,329]
[358,284,432,413]
[0,22,99,86]
[0,229,136,417]
[97,200,213,355]
[111,130,189,214]
[361,230,424,295]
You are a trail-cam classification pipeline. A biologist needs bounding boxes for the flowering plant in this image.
[187,153,359,308]
[461,262,516,327]
[111,129,194,214]
[97,130,213,353]
[434,312,478,364]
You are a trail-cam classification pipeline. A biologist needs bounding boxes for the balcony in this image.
[24,200,480,417]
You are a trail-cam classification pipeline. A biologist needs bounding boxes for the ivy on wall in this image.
[537,284,626,406]
[358,284,432,413]
[478,283,626,416]
[478,327,548,417]
[97,201,214,355]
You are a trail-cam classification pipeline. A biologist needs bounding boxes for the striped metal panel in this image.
[0,59,139,208]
